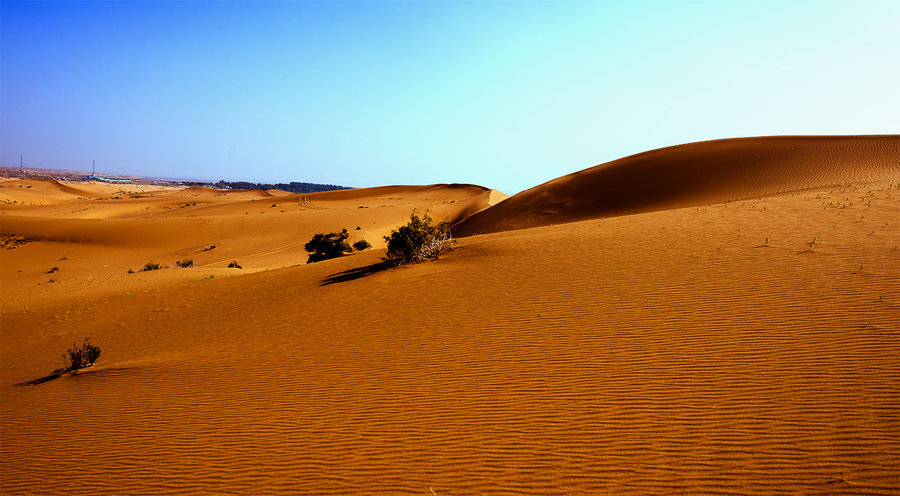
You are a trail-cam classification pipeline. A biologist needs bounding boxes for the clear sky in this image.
[2,0,898,194]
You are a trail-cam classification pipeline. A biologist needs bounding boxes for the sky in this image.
[2,0,899,194]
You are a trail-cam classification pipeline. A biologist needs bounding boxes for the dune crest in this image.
[454,135,900,236]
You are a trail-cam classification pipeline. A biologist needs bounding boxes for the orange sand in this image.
[455,135,900,236]
[1,136,898,495]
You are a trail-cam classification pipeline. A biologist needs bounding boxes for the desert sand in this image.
[1,136,898,495]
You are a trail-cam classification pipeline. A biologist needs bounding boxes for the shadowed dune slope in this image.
[454,135,900,236]
[33,178,100,198]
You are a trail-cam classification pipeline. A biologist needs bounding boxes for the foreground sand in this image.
[1,137,899,494]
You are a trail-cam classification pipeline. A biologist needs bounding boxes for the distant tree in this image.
[305,229,352,263]
[209,180,351,194]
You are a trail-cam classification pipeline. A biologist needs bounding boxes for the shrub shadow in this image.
[18,372,63,386]
[321,262,390,286]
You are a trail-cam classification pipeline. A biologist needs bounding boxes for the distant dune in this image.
[454,135,900,236]
[36,178,100,198]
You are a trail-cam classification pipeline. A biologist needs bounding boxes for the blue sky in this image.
[2,0,898,194]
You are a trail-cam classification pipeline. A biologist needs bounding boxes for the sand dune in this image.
[455,135,900,236]
[1,137,898,495]
[161,185,275,199]
[0,182,495,310]
[0,177,98,205]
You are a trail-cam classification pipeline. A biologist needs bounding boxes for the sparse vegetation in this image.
[141,262,161,271]
[353,239,371,251]
[175,259,194,268]
[382,211,452,266]
[62,338,101,371]
[127,268,135,274]
[227,261,242,269]
[1,235,39,250]
[48,266,59,273]
[305,229,352,263]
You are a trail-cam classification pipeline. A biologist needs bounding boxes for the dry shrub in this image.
[383,211,452,266]
[305,229,352,263]
[63,338,101,371]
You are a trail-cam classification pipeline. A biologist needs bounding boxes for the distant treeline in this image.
[179,180,352,193]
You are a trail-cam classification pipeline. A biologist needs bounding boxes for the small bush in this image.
[383,211,452,266]
[127,268,134,274]
[48,266,59,273]
[176,259,193,268]
[227,261,242,269]
[62,338,101,371]
[141,262,161,271]
[353,239,371,251]
[305,229,352,263]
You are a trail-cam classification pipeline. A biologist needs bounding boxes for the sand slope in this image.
[1,139,898,495]
[454,135,900,236]
[0,182,493,310]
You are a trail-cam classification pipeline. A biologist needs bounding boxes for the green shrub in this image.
[227,261,242,269]
[175,259,193,268]
[63,338,101,371]
[353,239,372,251]
[141,262,161,271]
[305,229,352,263]
[383,211,452,265]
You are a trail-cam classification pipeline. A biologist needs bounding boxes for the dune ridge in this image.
[454,135,900,236]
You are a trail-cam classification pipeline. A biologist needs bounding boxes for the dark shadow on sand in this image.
[18,372,63,386]
[322,262,390,285]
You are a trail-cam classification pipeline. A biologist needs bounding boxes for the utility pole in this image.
[20,154,24,178]
[92,159,96,176]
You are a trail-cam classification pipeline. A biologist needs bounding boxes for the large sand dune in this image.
[455,135,900,236]
[1,137,898,494]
